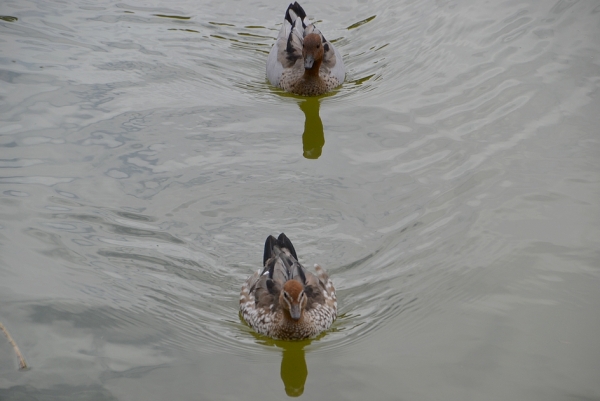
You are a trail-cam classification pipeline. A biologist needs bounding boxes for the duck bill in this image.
[290,304,302,321]
[304,55,315,70]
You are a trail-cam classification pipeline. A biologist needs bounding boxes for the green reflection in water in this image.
[347,15,376,30]
[0,16,18,22]
[299,98,324,159]
[270,89,341,159]
[153,14,191,20]
[208,21,235,26]
[168,28,200,33]
[249,330,313,397]
[280,341,309,397]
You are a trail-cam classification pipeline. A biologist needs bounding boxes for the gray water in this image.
[1,0,599,400]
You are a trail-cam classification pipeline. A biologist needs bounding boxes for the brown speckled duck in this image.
[266,2,345,96]
[240,233,337,340]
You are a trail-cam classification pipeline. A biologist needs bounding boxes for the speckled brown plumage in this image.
[279,66,342,96]
[240,233,337,340]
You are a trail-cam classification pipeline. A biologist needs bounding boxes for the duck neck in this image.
[303,59,322,80]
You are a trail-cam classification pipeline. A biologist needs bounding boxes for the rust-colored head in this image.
[302,33,324,72]
[280,280,308,321]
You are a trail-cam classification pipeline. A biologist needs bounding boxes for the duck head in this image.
[302,33,324,71]
[281,280,308,321]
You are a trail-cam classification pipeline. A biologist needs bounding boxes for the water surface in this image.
[1,0,599,400]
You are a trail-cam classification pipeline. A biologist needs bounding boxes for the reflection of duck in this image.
[240,233,337,340]
[300,98,325,159]
[248,331,310,397]
[280,340,309,397]
[266,2,345,96]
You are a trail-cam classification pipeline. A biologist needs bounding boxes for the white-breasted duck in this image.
[266,2,345,96]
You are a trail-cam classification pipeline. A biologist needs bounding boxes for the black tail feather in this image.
[276,233,298,261]
[285,2,307,25]
[263,235,278,266]
[263,233,299,266]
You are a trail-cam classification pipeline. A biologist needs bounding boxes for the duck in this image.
[266,2,345,96]
[240,233,337,340]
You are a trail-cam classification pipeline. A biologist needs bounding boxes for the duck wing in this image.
[321,34,345,84]
[266,3,308,86]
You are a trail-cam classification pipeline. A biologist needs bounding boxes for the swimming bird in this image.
[266,2,345,96]
[240,233,337,340]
